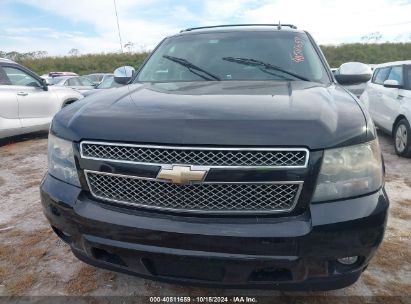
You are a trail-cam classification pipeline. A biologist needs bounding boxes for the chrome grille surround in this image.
[84,170,303,214]
[80,141,309,168]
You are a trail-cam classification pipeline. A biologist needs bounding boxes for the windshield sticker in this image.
[292,37,305,63]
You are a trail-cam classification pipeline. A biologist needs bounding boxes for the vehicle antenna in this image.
[113,0,124,53]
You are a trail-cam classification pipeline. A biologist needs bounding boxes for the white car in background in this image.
[0,58,83,139]
[84,73,112,85]
[360,61,411,157]
[41,72,79,85]
[52,76,96,93]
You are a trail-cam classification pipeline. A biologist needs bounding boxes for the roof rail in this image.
[180,24,297,33]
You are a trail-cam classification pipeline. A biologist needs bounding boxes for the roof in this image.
[177,24,302,36]
[49,71,78,77]
[54,76,73,79]
[87,73,109,76]
[0,57,16,64]
[376,60,411,68]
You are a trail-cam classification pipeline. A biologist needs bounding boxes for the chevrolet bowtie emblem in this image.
[157,166,207,185]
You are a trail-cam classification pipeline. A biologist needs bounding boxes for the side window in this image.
[405,65,411,90]
[371,68,379,83]
[78,77,93,86]
[373,67,390,85]
[0,66,12,85]
[95,75,104,82]
[87,75,98,82]
[3,66,41,87]
[67,78,81,86]
[387,66,403,85]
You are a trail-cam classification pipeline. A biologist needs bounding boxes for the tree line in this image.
[1,43,411,75]
[5,52,149,75]
[321,43,411,67]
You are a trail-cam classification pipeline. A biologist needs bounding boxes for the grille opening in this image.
[249,267,293,282]
[143,257,225,282]
[81,142,308,167]
[91,247,128,267]
[141,257,157,275]
[81,142,307,214]
[86,171,301,214]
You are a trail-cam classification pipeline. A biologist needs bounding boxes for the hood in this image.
[52,81,372,150]
[47,84,84,99]
[48,85,72,92]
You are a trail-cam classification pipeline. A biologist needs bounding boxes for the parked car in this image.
[82,74,123,97]
[41,24,388,291]
[49,71,78,77]
[0,58,83,139]
[360,61,411,157]
[52,76,96,93]
[84,73,112,85]
[41,72,79,85]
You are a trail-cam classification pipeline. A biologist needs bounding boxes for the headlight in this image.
[312,140,383,202]
[48,133,80,187]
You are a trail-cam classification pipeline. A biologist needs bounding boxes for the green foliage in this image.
[16,52,149,75]
[0,50,48,61]
[321,43,411,68]
[2,43,411,75]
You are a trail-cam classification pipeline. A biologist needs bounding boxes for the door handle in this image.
[397,95,404,100]
[17,92,28,96]
[377,92,383,97]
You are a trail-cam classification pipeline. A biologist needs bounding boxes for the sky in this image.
[1,0,411,55]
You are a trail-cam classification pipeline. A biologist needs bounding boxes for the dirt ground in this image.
[0,131,410,300]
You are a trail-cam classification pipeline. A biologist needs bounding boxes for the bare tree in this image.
[68,48,80,56]
[361,32,383,43]
[124,42,134,53]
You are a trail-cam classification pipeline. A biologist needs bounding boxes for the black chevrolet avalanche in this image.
[40,25,389,290]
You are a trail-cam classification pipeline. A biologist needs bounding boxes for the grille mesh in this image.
[86,172,300,213]
[81,143,307,167]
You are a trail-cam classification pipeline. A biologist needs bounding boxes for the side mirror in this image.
[383,79,403,89]
[41,78,49,91]
[334,62,372,85]
[114,66,135,84]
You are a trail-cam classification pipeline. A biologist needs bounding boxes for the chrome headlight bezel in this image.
[48,133,80,187]
[312,139,383,202]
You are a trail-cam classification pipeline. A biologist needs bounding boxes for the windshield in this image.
[97,75,120,89]
[51,77,67,85]
[137,31,329,83]
[86,74,104,82]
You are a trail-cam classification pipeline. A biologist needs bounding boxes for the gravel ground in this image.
[0,131,410,301]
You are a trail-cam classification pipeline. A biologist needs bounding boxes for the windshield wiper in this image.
[222,57,310,82]
[163,55,220,81]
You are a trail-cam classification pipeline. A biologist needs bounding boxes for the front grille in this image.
[81,142,308,167]
[86,171,301,214]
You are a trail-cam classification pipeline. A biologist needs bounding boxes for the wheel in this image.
[393,119,411,157]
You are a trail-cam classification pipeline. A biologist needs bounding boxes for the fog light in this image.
[337,256,358,265]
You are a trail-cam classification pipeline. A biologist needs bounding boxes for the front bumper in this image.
[40,174,389,290]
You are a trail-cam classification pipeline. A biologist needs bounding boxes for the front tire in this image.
[394,119,411,157]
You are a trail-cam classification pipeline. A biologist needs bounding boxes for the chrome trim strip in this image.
[84,170,304,215]
[79,141,310,169]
